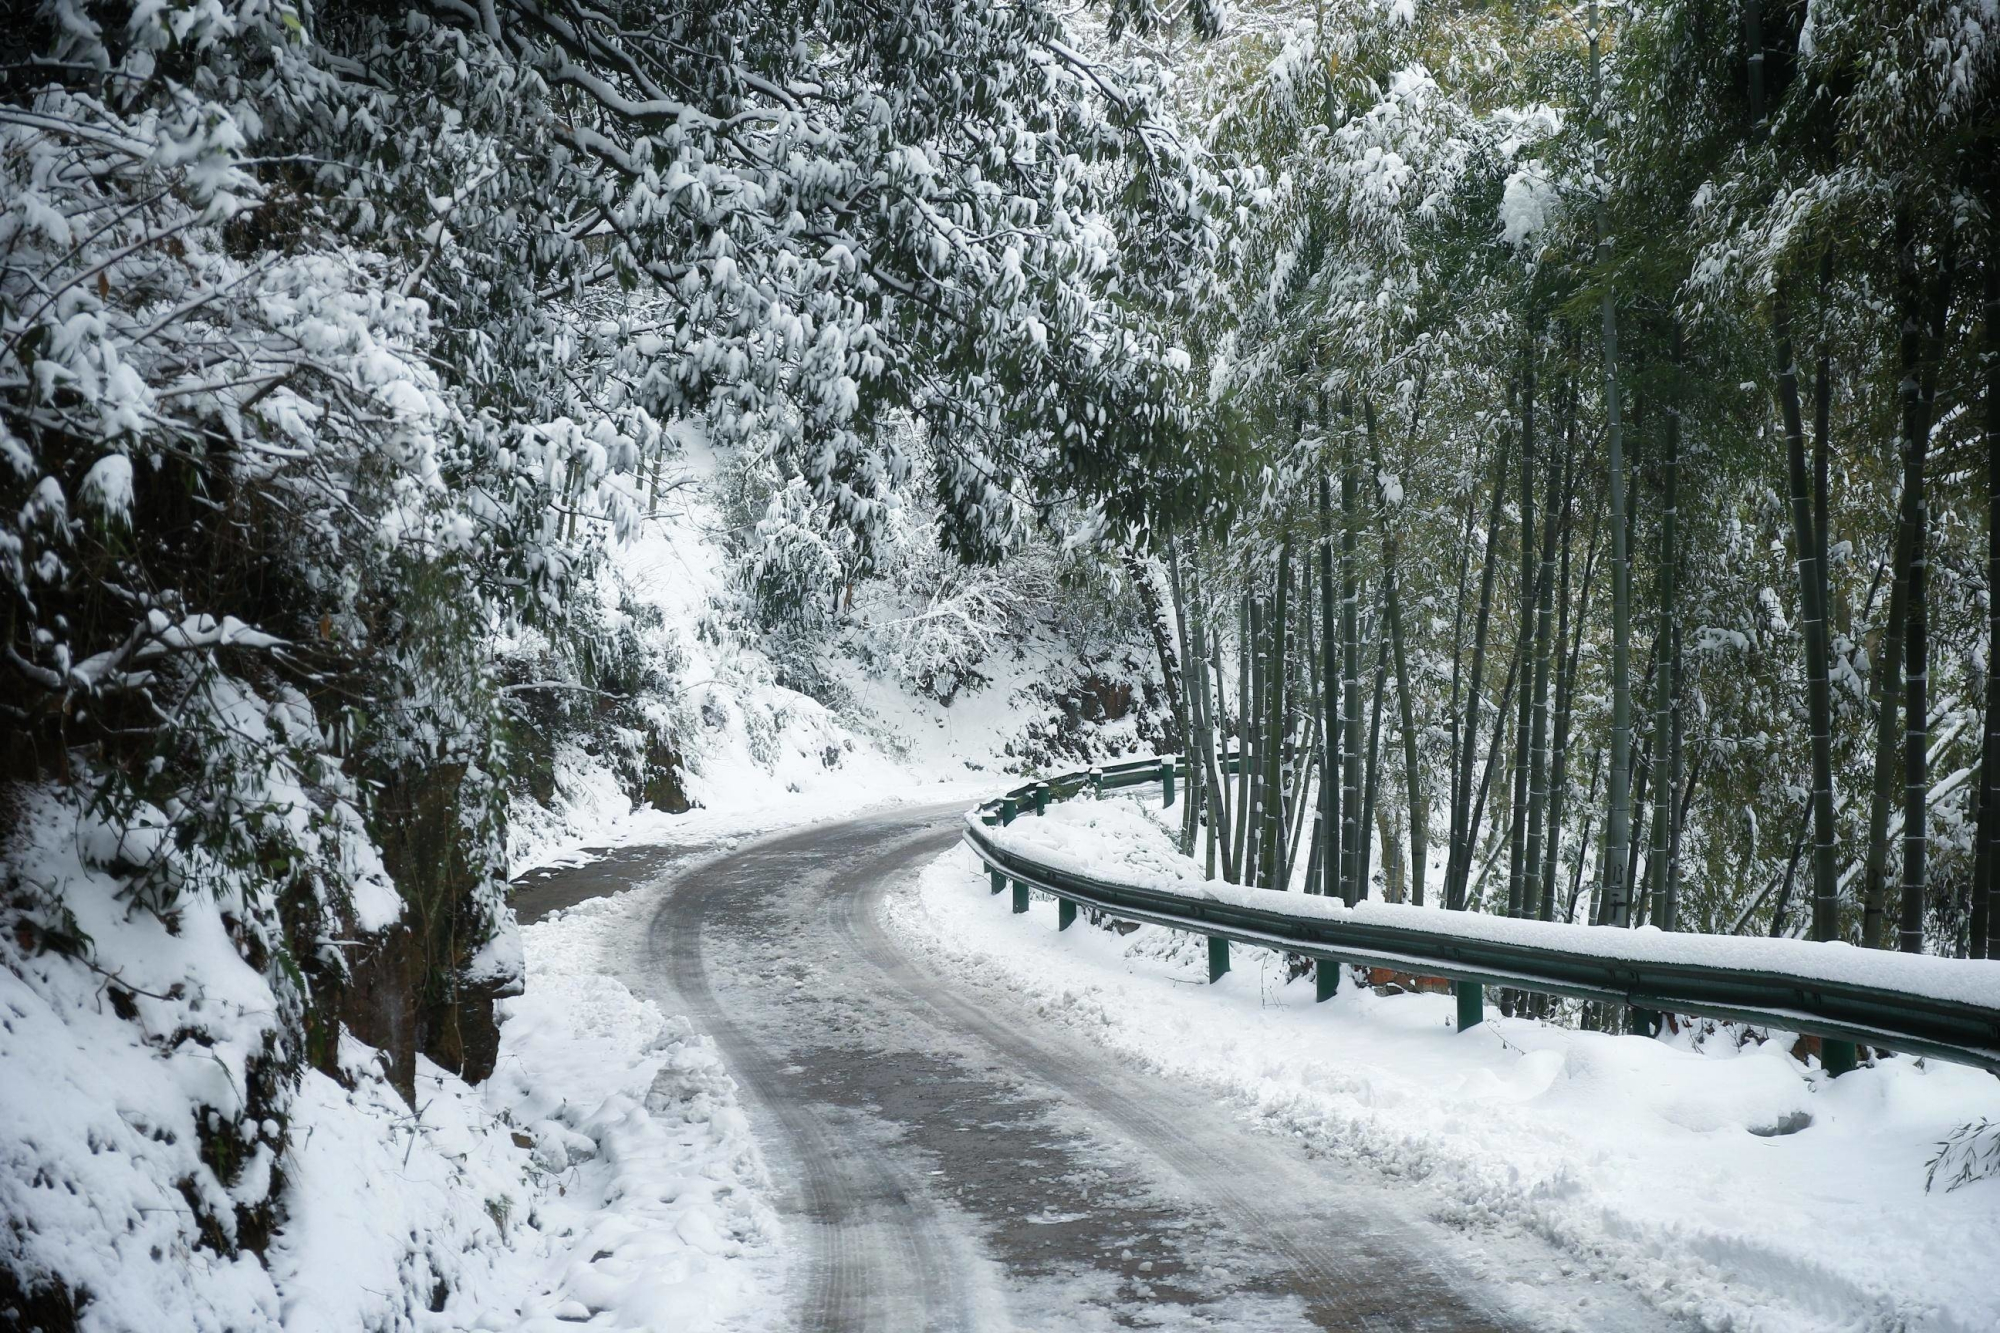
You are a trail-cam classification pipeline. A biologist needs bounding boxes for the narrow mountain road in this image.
[526,803,1671,1332]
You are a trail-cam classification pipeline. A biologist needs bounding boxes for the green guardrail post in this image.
[1632,1006,1661,1038]
[1033,783,1049,816]
[1316,960,1340,1002]
[1012,879,1029,914]
[1207,937,1229,983]
[1090,766,1103,799]
[1455,981,1483,1031]
[989,867,1005,896]
[1822,1039,1857,1077]
[1058,898,1076,931]
[1000,797,1017,825]
[1162,757,1177,808]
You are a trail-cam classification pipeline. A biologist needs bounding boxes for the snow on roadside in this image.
[2,806,780,1333]
[893,797,2000,1333]
[275,857,785,1333]
[485,883,784,1331]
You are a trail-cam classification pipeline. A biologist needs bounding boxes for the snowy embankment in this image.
[2,819,777,1333]
[894,797,2000,1333]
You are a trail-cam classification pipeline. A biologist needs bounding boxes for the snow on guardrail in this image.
[971,804,2000,1013]
[961,765,2000,1070]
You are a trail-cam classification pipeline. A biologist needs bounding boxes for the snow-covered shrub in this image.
[867,547,1024,703]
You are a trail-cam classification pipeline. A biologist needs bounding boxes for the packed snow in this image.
[898,796,2000,1333]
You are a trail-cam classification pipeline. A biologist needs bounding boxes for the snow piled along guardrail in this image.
[964,771,2000,1070]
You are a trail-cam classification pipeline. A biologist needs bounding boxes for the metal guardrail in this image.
[961,757,2000,1073]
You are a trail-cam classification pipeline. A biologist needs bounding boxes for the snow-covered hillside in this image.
[506,427,1175,876]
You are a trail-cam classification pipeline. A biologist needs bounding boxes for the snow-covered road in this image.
[598,803,1680,1332]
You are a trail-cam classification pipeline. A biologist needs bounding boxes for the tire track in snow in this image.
[633,802,1544,1331]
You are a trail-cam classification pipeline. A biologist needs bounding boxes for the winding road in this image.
[517,802,1662,1332]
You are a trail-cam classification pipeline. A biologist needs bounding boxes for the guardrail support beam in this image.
[1090,766,1103,799]
[1033,783,1049,816]
[1163,757,1177,808]
[1000,797,1017,826]
[1316,960,1340,1002]
[1822,1039,1857,1076]
[1455,981,1483,1032]
[1207,937,1229,983]
[989,868,1005,896]
[1012,879,1030,914]
[1058,899,1076,931]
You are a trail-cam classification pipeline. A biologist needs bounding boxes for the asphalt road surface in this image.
[520,804,1670,1332]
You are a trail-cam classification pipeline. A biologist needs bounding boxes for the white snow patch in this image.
[898,801,2000,1333]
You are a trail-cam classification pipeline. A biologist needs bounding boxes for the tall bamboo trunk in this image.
[1776,289,1841,943]
[1525,354,1559,922]
[1290,582,1323,882]
[1590,0,1636,929]
[1666,632,1691,930]
[1239,593,1259,887]
[1569,747,1605,923]
[1268,542,1293,889]
[1372,399,1428,906]
[1444,442,1481,907]
[1362,621,1387,899]
[1167,541,1201,856]
[1543,403,1598,923]
[1468,636,1525,905]
[1981,250,2000,960]
[1508,372,1535,919]
[1342,426,1363,905]
[1208,628,1237,882]
[1863,494,1913,946]
[1648,329,1682,928]
[1449,428,1513,909]
[1897,208,1956,953]
[1320,474,1341,898]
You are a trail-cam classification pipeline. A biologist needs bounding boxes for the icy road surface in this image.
[539,801,1684,1333]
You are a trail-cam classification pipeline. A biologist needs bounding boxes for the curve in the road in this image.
[638,803,1524,1332]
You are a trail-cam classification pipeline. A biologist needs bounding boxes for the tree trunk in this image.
[1897,208,1956,953]
[1373,404,1428,907]
[1342,426,1363,906]
[1449,427,1513,909]
[1524,349,1558,921]
[1982,249,2000,959]
[1508,373,1535,919]
[1321,474,1341,899]
[1591,0,1636,930]
[1666,645,1693,931]
[1568,746,1605,924]
[1776,287,1841,943]
[1268,542,1293,889]
[1544,431,1601,923]
[1232,588,1248,880]
[1362,623,1388,899]
[1648,327,1682,929]
[1167,540,1201,856]
[1863,493,1912,947]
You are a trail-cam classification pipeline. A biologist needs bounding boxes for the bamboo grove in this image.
[1124,0,2000,975]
